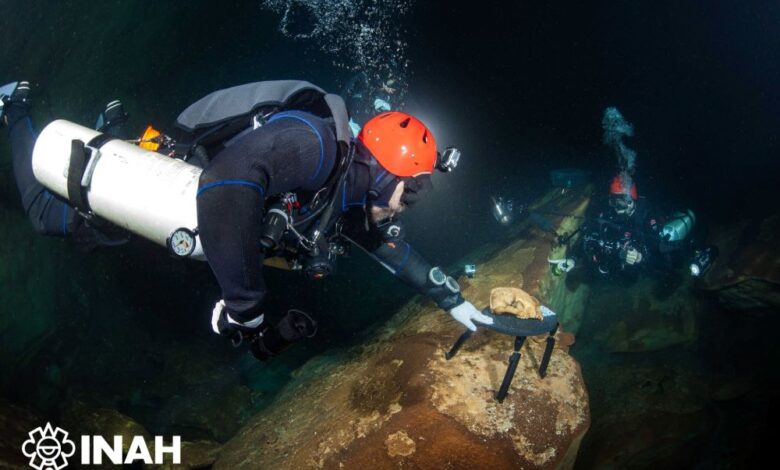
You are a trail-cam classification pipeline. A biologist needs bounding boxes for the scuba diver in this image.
[558,107,715,279]
[578,173,662,275]
[1,79,490,360]
[341,72,398,136]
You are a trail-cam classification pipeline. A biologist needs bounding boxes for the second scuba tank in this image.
[661,209,696,242]
[32,120,205,259]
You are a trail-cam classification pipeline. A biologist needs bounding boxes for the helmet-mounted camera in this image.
[436,147,461,172]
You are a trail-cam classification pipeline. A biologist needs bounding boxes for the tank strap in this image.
[67,133,117,217]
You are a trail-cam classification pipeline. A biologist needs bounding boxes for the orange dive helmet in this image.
[609,174,638,200]
[358,112,437,177]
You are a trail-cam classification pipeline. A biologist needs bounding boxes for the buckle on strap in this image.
[80,144,102,187]
[67,134,117,217]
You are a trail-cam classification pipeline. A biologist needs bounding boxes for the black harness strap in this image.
[67,134,117,215]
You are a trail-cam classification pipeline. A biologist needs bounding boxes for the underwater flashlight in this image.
[437,147,461,172]
[689,245,719,277]
[491,196,513,225]
[464,264,476,278]
[248,309,318,361]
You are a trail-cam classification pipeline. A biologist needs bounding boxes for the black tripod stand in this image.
[445,308,560,403]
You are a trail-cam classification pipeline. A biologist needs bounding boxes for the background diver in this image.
[341,71,398,136]
[560,107,716,279]
[0,79,492,360]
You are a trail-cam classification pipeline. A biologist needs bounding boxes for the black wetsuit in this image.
[5,103,129,248]
[5,101,81,235]
[579,198,663,275]
[197,109,457,324]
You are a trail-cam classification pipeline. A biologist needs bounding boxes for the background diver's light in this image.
[690,263,701,277]
[464,264,476,278]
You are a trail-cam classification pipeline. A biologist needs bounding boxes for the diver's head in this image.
[609,174,638,216]
[358,111,439,221]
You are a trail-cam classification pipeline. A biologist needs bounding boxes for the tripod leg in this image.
[538,323,559,378]
[496,336,526,403]
[445,329,473,360]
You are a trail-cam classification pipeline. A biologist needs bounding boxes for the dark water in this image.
[1,0,778,466]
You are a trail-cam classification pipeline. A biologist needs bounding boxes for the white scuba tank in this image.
[32,119,206,260]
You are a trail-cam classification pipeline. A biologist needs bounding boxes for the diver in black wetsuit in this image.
[578,174,662,277]
[568,172,706,283]
[561,107,708,281]
[1,80,492,360]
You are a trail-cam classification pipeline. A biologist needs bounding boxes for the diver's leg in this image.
[95,100,128,138]
[4,91,82,236]
[197,151,270,323]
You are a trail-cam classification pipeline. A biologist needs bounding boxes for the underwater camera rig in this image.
[445,307,560,403]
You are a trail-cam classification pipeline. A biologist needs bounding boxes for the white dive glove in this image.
[211,299,265,336]
[624,248,643,265]
[448,301,494,332]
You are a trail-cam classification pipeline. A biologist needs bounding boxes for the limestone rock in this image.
[0,399,45,469]
[698,214,780,311]
[384,430,415,457]
[61,400,152,452]
[590,275,699,352]
[577,362,711,469]
[213,188,593,469]
[145,439,222,470]
[129,343,253,443]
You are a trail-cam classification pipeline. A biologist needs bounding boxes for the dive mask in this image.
[370,174,433,208]
[609,194,635,215]
[401,174,433,206]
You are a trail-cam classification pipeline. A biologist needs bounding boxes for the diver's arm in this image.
[340,215,452,302]
[369,240,464,309]
[371,240,492,330]
[342,215,491,330]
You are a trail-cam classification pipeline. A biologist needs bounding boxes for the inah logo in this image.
[22,423,76,470]
[21,423,181,467]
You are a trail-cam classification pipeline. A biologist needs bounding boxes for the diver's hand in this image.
[448,301,494,332]
[623,248,643,265]
[211,299,265,338]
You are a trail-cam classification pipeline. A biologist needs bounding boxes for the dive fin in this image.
[0,81,20,119]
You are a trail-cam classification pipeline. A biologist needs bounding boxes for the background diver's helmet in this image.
[358,111,438,177]
[609,174,638,215]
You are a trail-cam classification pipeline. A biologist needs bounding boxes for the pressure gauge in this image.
[167,228,196,258]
